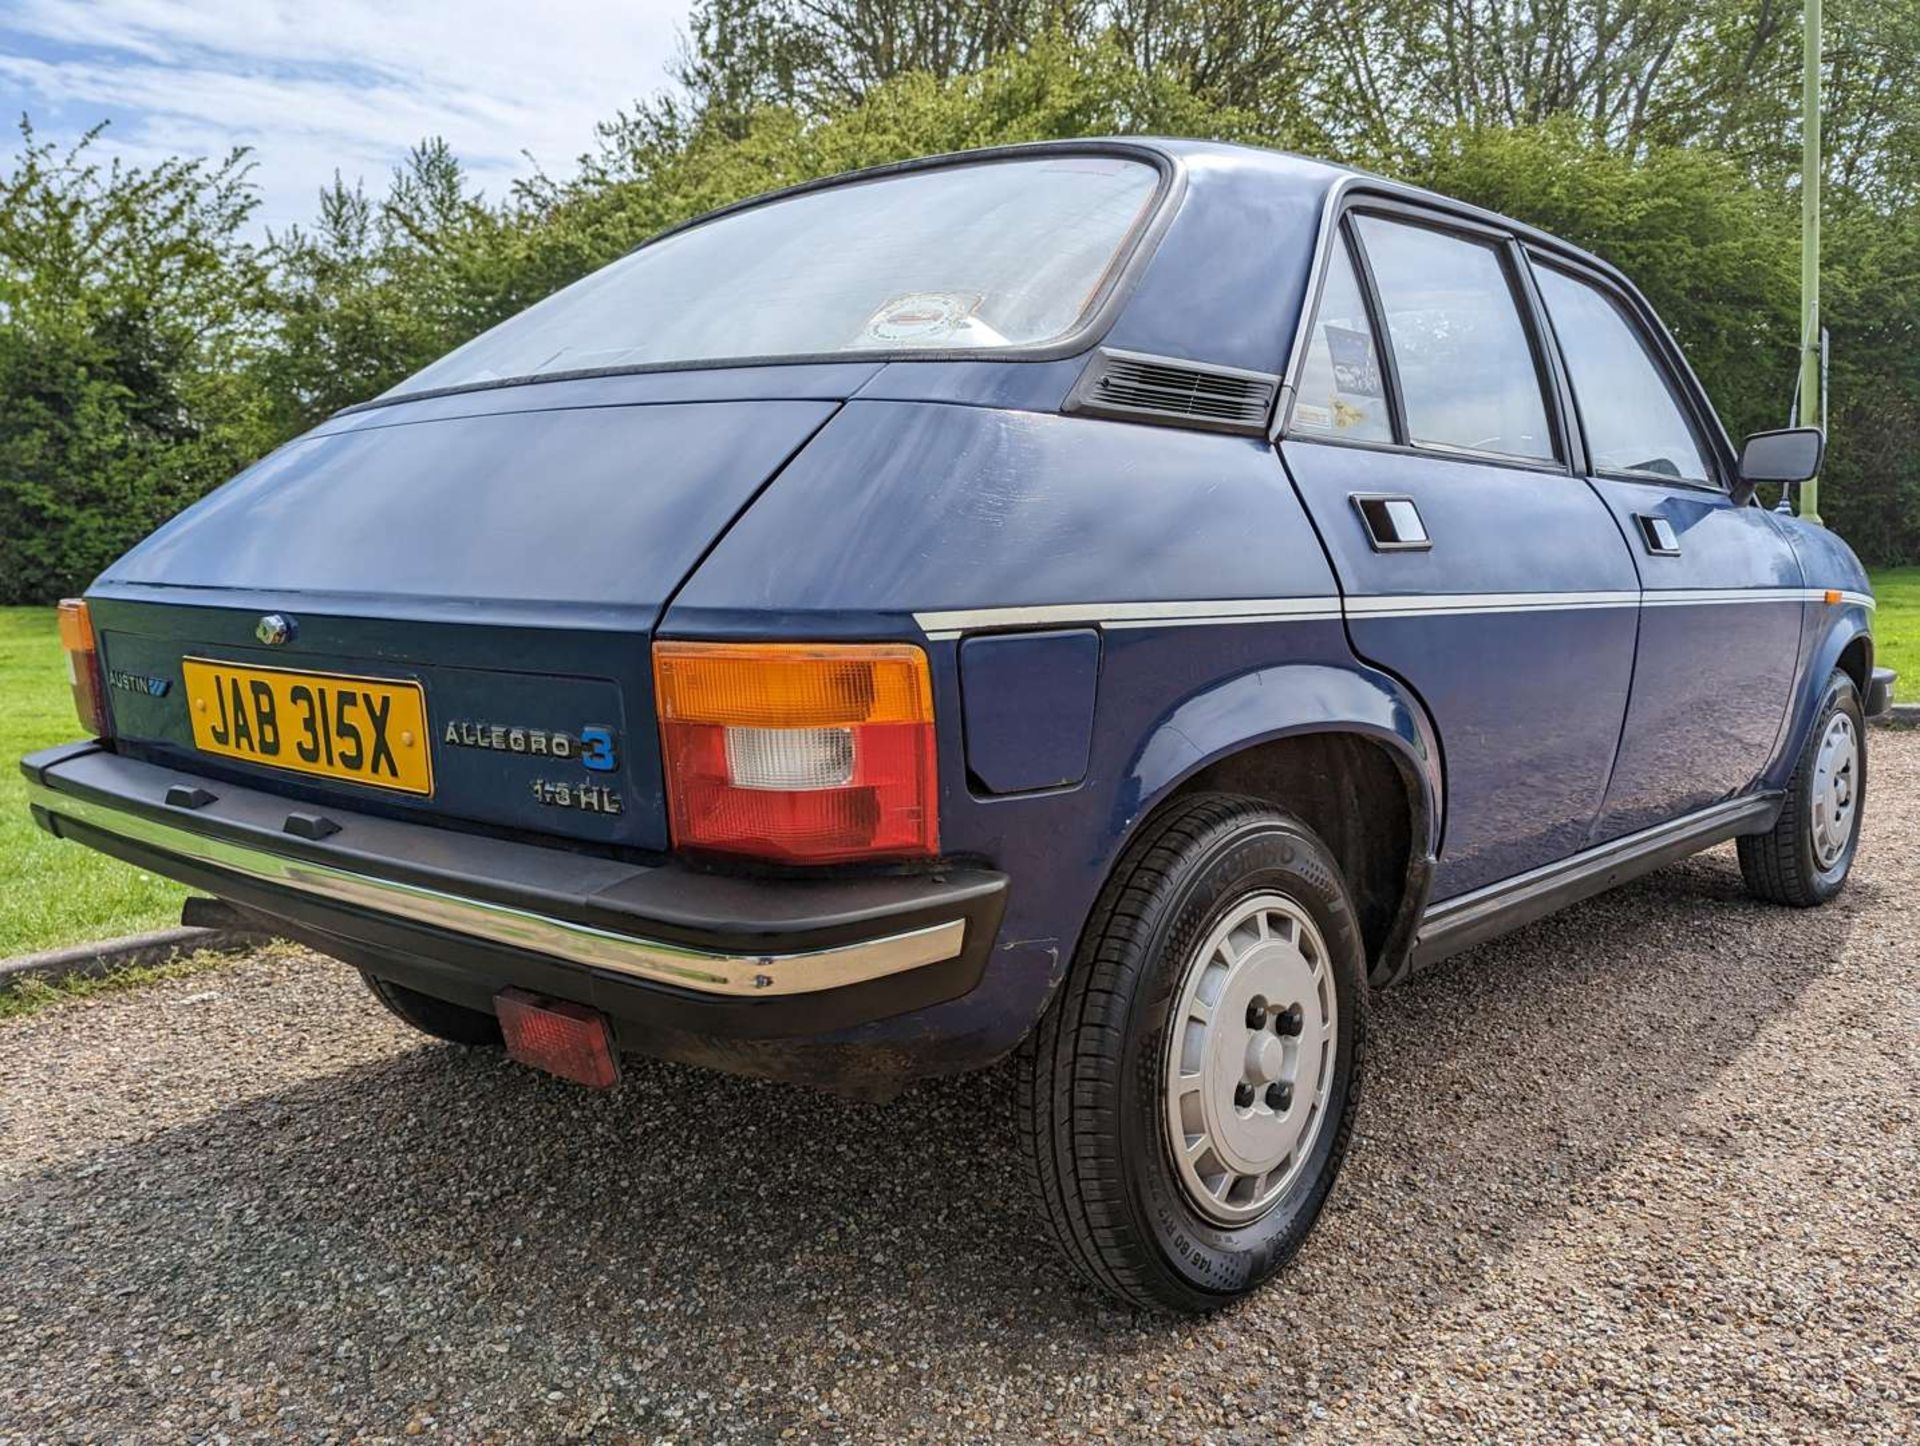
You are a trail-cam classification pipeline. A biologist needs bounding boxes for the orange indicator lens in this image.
[56,598,110,739]
[654,642,938,863]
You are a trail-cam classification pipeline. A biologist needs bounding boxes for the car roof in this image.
[1077,136,1623,281]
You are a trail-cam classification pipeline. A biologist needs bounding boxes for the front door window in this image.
[1534,265,1713,485]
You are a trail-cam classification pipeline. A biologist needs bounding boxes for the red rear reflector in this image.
[495,989,620,1090]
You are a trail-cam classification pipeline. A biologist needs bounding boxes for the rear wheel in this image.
[363,974,504,1046]
[1739,669,1866,907]
[1019,793,1366,1314]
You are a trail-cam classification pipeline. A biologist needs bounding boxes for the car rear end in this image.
[26,376,1022,1093]
[22,147,1180,1096]
[30,601,1007,1096]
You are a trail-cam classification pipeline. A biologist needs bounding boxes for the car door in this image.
[1278,205,1641,900]
[1528,257,1805,841]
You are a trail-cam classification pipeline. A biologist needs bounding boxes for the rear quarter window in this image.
[1290,235,1393,444]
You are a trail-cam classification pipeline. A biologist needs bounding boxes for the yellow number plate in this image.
[181,659,433,796]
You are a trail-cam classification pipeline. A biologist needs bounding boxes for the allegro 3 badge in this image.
[441,719,618,772]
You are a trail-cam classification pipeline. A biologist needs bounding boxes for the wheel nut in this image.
[1266,1082,1292,1111]
[1234,1082,1256,1108]
[1274,1004,1304,1037]
[1245,1002,1266,1028]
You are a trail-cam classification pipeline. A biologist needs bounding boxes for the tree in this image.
[0,121,274,603]
[260,139,547,431]
[677,0,1101,118]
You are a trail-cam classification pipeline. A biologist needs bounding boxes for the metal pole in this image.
[1799,0,1823,523]
[1820,324,1829,434]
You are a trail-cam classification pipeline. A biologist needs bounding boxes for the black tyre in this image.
[1739,668,1866,907]
[363,974,504,1046]
[1019,793,1367,1314]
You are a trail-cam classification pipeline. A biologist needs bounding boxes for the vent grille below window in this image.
[1067,349,1279,434]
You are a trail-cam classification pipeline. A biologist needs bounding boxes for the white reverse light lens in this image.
[724,726,856,791]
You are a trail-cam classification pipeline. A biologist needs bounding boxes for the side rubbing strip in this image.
[1642,587,1824,608]
[1346,591,1638,619]
[914,586,1872,639]
[915,597,1342,639]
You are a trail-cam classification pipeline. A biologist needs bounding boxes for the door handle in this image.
[1352,494,1430,551]
[1636,514,1681,555]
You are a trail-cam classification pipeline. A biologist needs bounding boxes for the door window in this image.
[1353,215,1555,462]
[1533,264,1713,485]
[1290,236,1393,444]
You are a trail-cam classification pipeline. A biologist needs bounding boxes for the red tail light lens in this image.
[56,598,111,739]
[653,642,938,863]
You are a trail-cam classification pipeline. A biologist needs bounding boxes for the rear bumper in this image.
[22,743,1007,1093]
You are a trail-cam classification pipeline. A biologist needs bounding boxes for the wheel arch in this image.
[1836,630,1873,695]
[1768,612,1874,792]
[1108,662,1442,986]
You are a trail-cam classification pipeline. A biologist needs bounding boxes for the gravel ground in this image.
[4,738,1918,1443]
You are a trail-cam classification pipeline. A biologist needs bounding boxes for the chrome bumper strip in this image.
[26,782,966,998]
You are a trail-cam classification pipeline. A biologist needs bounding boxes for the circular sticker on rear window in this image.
[865,291,982,343]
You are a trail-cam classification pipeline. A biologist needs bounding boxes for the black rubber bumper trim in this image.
[21,743,1007,1045]
[1867,666,1897,720]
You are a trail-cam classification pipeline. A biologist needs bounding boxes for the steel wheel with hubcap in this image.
[1166,893,1336,1225]
[1808,711,1859,871]
[1020,792,1366,1314]
[1740,668,1866,907]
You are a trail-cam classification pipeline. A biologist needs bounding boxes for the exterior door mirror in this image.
[1733,427,1824,505]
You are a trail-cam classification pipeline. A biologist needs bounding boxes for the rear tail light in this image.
[56,598,110,739]
[653,641,938,863]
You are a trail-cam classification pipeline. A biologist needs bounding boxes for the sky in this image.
[0,0,691,236]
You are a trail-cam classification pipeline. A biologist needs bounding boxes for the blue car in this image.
[23,140,1892,1312]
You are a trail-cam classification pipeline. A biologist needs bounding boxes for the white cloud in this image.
[0,0,692,234]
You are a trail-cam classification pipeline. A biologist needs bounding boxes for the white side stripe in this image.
[914,586,1872,637]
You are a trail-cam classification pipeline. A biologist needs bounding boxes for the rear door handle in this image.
[1352,494,1430,551]
[1636,514,1680,555]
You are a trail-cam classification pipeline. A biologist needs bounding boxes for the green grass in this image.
[1868,569,1919,695]
[1,606,186,956]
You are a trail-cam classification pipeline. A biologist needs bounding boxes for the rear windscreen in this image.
[387,156,1161,396]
